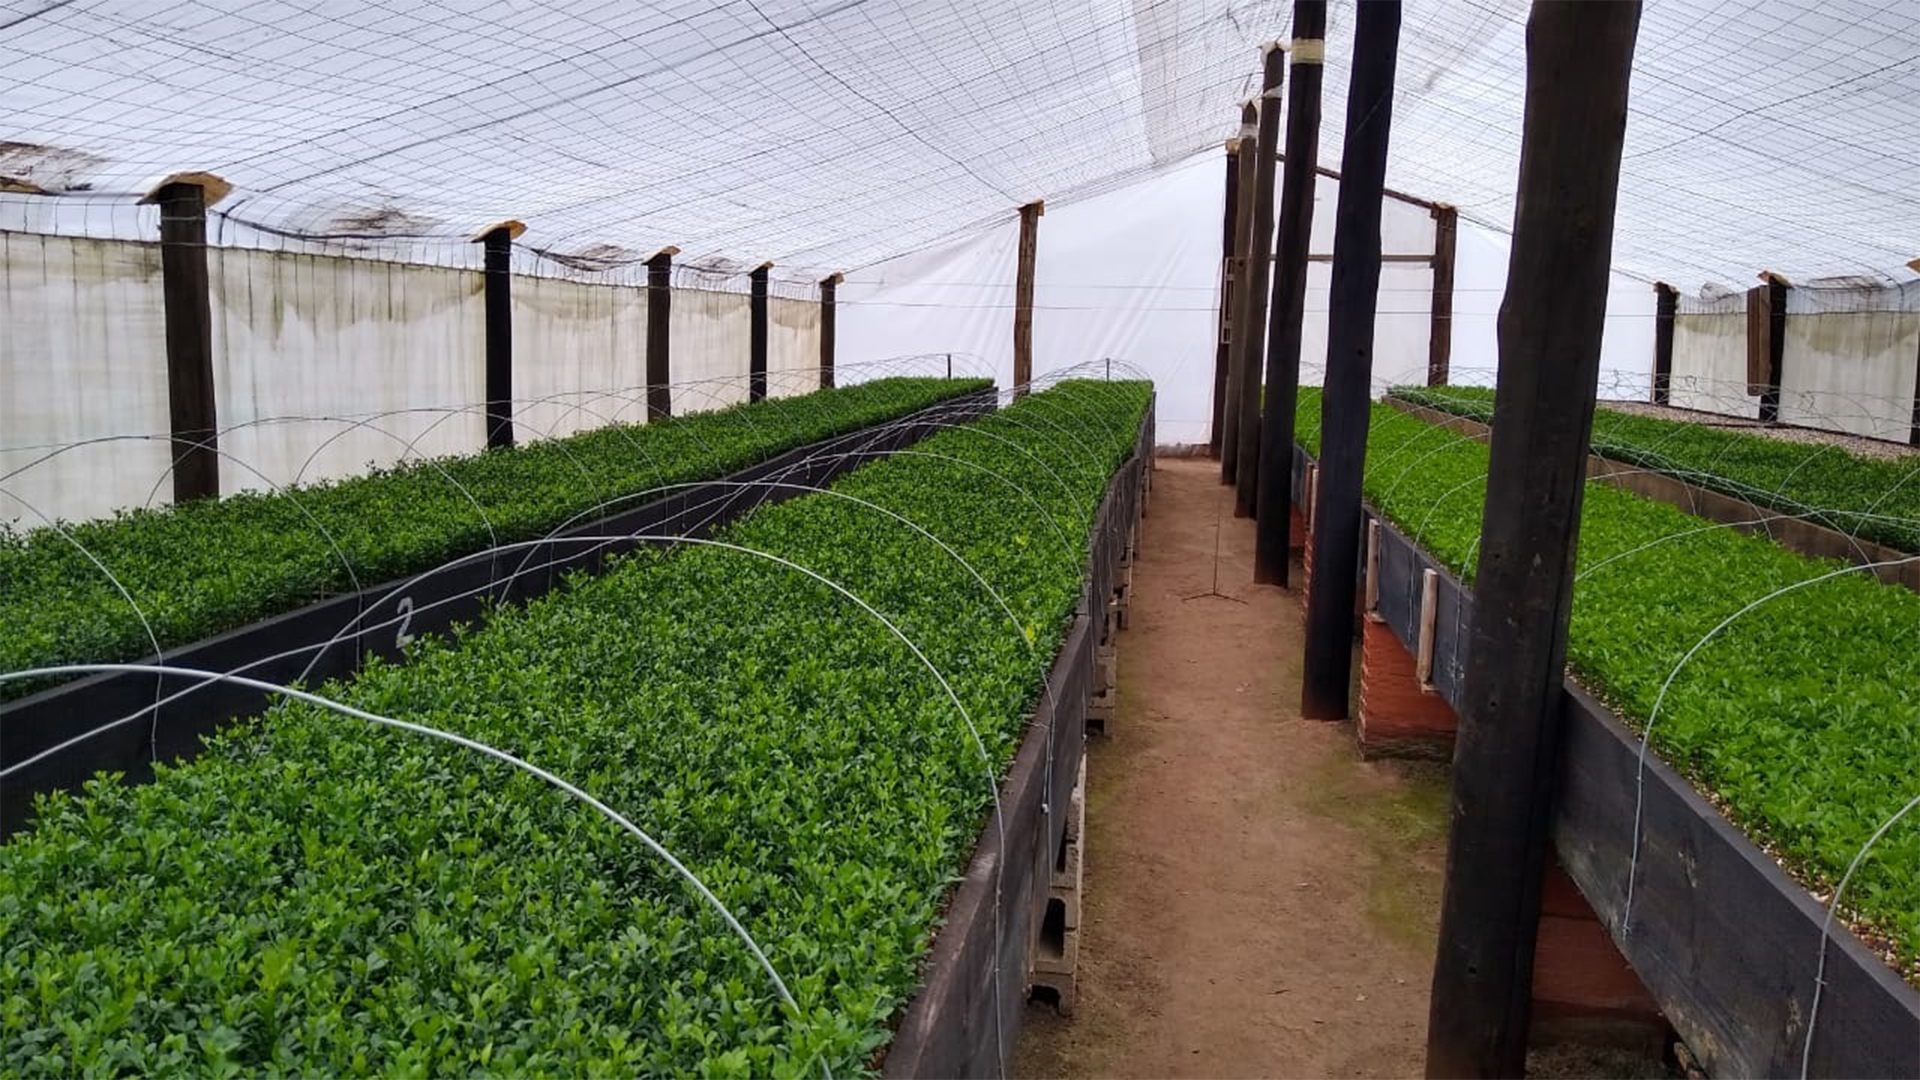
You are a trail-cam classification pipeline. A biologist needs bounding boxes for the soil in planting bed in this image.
[1013,457,1675,1079]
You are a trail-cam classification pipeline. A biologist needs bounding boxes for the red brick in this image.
[1356,617,1456,758]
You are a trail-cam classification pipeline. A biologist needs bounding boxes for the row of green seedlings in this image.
[0,378,989,702]
[1297,388,1920,984]
[0,379,1154,1078]
[1392,384,1920,554]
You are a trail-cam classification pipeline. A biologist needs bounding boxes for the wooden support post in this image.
[1222,101,1259,485]
[1424,4,1640,1078]
[1013,201,1044,397]
[1232,44,1286,519]
[1254,0,1326,585]
[479,225,515,449]
[1300,0,1401,721]
[1429,204,1458,386]
[1910,321,1920,446]
[151,178,221,500]
[1748,272,1788,422]
[1653,282,1676,406]
[1212,138,1243,459]
[749,262,770,403]
[820,272,841,390]
[646,247,676,421]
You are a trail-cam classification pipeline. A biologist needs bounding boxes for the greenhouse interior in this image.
[3,0,1919,1077]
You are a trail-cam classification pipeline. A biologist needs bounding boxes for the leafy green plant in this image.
[0,379,1153,1077]
[1392,383,1920,553]
[1298,386,1920,975]
[0,379,987,700]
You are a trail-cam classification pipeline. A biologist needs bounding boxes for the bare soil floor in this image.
[1015,457,1452,1079]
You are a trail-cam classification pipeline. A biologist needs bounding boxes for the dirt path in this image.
[1015,456,1452,1079]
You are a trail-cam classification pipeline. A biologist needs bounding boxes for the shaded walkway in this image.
[1015,456,1450,1079]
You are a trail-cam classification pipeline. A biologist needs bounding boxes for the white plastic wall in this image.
[1779,288,1920,440]
[669,289,751,414]
[512,274,650,440]
[767,296,821,398]
[1,231,171,526]
[839,151,1657,443]
[210,248,486,493]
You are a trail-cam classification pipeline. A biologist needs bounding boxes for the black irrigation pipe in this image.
[883,397,1153,1080]
[1289,441,1920,1080]
[0,392,995,835]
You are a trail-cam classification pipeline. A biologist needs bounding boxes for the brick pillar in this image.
[1356,616,1457,759]
[1532,860,1668,1051]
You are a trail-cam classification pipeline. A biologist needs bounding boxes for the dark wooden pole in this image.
[749,262,770,403]
[154,180,220,501]
[1300,0,1402,720]
[820,273,841,389]
[1909,313,1920,446]
[1221,101,1259,485]
[1013,201,1044,397]
[1253,1,1327,585]
[1755,273,1788,422]
[1424,4,1641,1077]
[646,247,675,421]
[1428,204,1458,386]
[1211,139,1242,459]
[1232,44,1286,519]
[481,225,515,449]
[1652,281,1676,405]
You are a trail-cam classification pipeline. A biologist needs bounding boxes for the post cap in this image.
[646,245,681,264]
[1758,269,1792,287]
[139,171,233,206]
[468,219,527,242]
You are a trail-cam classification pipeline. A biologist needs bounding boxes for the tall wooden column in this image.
[1253,0,1327,585]
[149,176,222,501]
[1652,282,1677,405]
[820,273,841,389]
[1221,101,1259,485]
[1749,272,1788,422]
[1300,0,1402,720]
[749,262,771,402]
[1424,4,1641,1077]
[1429,204,1458,386]
[646,246,676,421]
[1013,201,1044,397]
[1232,43,1286,519]
[1211,139,1243,458]
[477,222,518,449]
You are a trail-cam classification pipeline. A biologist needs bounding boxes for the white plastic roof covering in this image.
[0,0,1916,290]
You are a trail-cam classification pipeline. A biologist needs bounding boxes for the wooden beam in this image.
[1306,252,1433,264]
[1254,0,1327,585]
[749,262,770,403]
[1300,0,1401,720]
[1212,139,1242,459]
[1232,43,1286,519]
[1013,200,1044,397]
[1429,204,1458,386]
[646,248,674,421]
[1275,152,1445,212]
[1653,281,1677,406]
[1221,101,1259,486]
[1424,3,1641,1077]
[820,272,841,390]
[154,180,220,499]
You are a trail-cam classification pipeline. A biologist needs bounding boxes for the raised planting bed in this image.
[0,381,991,832]
[0,377,989,702]
[885,390,1151,1080]
[0,379,1154,1078]
[1392,383,1920,562]
[1293,389,1920,1078]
